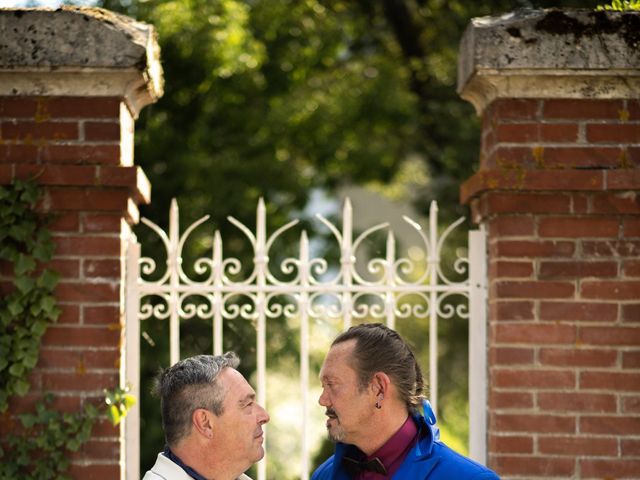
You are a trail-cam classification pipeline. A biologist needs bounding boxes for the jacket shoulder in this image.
[311,455,335,480]
[432,443,499,479]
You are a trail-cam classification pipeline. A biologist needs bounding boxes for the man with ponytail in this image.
[312,323,498,479]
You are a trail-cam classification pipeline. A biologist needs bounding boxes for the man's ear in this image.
[370,372,391,396]
[192,408,214,439]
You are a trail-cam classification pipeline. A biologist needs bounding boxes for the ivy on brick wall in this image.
[0,179,135,479]
[0,179,60,413]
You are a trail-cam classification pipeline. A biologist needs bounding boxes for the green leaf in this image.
[7,300,23,316]
[41,295,56,314]
[37,269,59,290]
[14,275,35,295]
[14,253,36,275]
[9,363,24,377]
[13,379,30,396]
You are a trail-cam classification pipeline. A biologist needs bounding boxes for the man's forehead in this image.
[320,340,356,376]
[220,367,255,397]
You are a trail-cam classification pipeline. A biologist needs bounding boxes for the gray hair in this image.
[153,352,240,446]
[332,323,425,415]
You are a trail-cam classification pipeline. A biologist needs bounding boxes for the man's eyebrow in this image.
[239,392,256,405]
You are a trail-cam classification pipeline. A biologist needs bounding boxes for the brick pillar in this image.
[0,7,162,480]
[458,9,640,480]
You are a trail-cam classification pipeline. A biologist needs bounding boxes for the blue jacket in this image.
[311,402,499,480]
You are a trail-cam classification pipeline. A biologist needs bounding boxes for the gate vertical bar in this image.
[385,232,396,330]
[342,198,353,331]
[125,236,141,480]
[428,201,439,416]
[213,231,223,356]
[299,231,310,480]
[468,225,488,464]
[169,199,180,365]
[256,199,267,480]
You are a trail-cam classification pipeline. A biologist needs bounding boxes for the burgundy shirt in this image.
[356,415,419,480]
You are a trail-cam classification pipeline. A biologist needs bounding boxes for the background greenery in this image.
[33,0,599,477]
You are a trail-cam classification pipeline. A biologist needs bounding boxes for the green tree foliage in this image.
[87,0,601,476]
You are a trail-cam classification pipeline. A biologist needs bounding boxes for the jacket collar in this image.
[330,400,442,479]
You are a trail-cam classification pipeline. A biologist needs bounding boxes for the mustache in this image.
[325,408,338,418]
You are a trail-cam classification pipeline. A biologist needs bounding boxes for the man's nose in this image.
[318,388,329,407]
[258,404,270,424]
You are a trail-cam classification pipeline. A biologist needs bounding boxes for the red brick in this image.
[629,100,640,120]
[581,372,640,391]
[542,146,623,169]
[624,259,640,276]
[538,217,619,238]
[490,391,534,409]
[2,121,78,141]
[494,124,538,143]
[45,188,129,212]
[572,194,589,214]
[46,258,80,278]
[495,280,575,299]
[493,99,540,120]
[56,304,80,324]
[622,439,640,456]
[495,324,576,344]
[543,99,624,119]
[67,463,120,480]
[540,348,617,368]
[493,369,575,389]
[494,413,575,433]
[83,305,120,325]
[42,372,119,391]
[581,281,640,300]
[623,396,640,413]
[487,193,571,214]
[623,218,640,237]
[583,240,640,257]
[74,440,120,461]
[491,455,574,477]
[492,301,535,321]
[591,192,640,214]
[540,123,579,142]
[489,216,535,236]
[489,435,533,454]
[54,235,121,256]
[91,418,120,438]
[581,459,640,479]
[0,144,39,162]
[539,301,617,322]
[491,260,533,278]
[0,96,39,117]
[629,146,640,167]
[49,212,80,232]
[623,351,640,368]
[38,348,120,370]
[494,240,575,258]
[84,259,121,278]
[490,346,534,364]
[580,326,640,346]
[42,325,121,347]
[45,97,121,119]
[539,435,617,456]
[538,392,616,413]
[488,147,536,169]
[82,213,122,233]
[587,123,640,143]
[55,281,119,302]
[607,169,640,190]
[40,145,120,164]
[622,304,640,322]
[580,416,640,435]
[539,260,618,278]
[14,164,96,185]
[84,121,120,141]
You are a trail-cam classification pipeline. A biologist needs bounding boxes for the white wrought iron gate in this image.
[124,198,487,480]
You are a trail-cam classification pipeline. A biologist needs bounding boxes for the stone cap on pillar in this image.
[457,9,640,115]
[0,6,163,117]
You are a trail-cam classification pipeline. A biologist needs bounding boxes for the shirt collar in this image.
[367,415,417,467]
[163,447,208,480]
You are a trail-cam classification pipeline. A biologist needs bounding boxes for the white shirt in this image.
[143,453,252,480]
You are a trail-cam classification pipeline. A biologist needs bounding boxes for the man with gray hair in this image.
[143,352,269,480]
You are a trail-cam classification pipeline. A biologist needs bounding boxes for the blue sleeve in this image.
[311,456,334,480]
